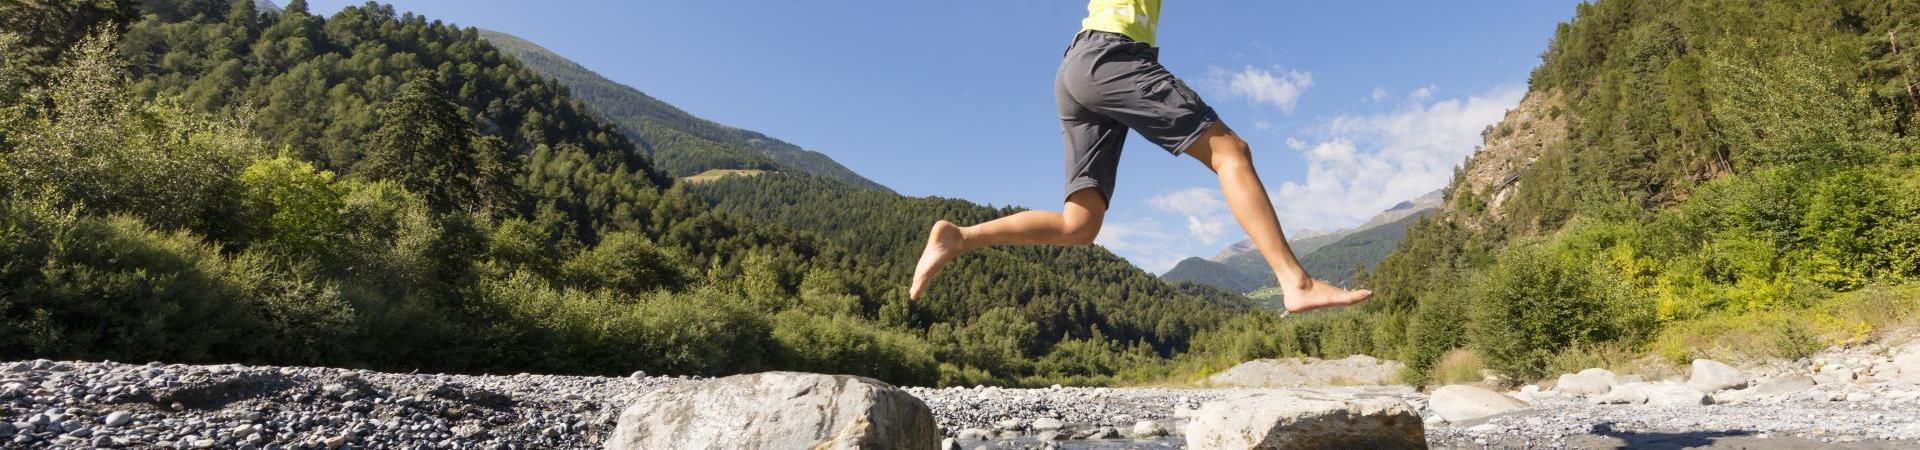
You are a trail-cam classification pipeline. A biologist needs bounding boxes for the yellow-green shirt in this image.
[1081,0,1160,47]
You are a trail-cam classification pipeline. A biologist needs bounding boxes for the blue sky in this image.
[310,0,1585,273]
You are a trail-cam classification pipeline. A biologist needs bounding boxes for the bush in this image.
[0,201,346,364]
[1467,245,1641,381]
[559,230,693,295]
[1402,291,1468,384]
[770,310,939,386]
[236,157,345,261]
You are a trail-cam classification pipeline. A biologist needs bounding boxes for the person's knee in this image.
[1064,219,1101,245]
[1061,211,1103,246]
[1209,134,1254,170]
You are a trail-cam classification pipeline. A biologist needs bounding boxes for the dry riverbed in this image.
[3,336,1918,449]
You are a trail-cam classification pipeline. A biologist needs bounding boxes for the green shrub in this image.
[770,310,939,386]
[560,230,693,295]
[1403,291,1468,383]
[236,157,345,261]
[1467,245,1641,381]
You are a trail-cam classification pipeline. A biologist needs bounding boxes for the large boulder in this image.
[1185,390,1426,450]
[1716,375,1816,404]
[1428,385,1529,423]
[1686,359,1747,393]
[606,372,939,450]
[1555,368,1617,397]
[1643,384,1708,406]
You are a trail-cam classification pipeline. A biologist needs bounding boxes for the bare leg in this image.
[910,189,1107,300]
[1183,122,1371,313]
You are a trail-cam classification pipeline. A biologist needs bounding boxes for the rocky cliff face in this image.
[1443,90,1568,233]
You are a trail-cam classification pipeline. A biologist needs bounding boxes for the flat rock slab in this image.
[606,372,939,450]
[1205,355,1405,387]
[1429,385,1529,423]
[1185,389,1426,450]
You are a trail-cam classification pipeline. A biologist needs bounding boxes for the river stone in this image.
[1429,385,1529,423]
[1644,384,1708,406]
[1722,374,1817,403]
[1592,383,1649,405]
[1185,390,1425,450]
[1030,418,1065,431]
[1131,420,1166,438]
[1556,368,1617,397]
[1894,350,1920,379]
[605,372,939,450]
[1686,359,1746,393]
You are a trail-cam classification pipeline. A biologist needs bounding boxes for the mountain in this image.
[1161,257,1267,294]
[478,30,892,192]
[1296,209,1433,286]
[1169,189,1443,293]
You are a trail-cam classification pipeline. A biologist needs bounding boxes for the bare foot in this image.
[1280,278,1372,313]
[910,220,965,300]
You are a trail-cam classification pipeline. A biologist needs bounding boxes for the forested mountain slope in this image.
[0,0,1253,388]
[478,29,892,192]
[1350,0,1920,382]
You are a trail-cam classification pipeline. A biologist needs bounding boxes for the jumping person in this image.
[909,0,1372,313]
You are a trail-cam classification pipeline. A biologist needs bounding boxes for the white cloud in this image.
[1268,84,1526,231]
[1147,187,1233,245]
[1408,85,1435,101]
[1093,217,1189,274]
[1209,65,1313,114]
[1370,88,1389,102]
[1254,120,1273,130]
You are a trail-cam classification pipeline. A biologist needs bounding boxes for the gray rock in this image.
[993,418,1022,430]
[1203,355,1405,387]
[1644,384,1708,406]
[0,422,12,437]
[1686,359,1746,393]
[105,411,132,427]
[939,437,959,450]
[954,428,990,440]
[1816,367,1858,386]
[1429,385,1529,422]
[1592,384,1649,405]
[1030,418,1065,431]
[1732,374,1817,402]
[1893,349,1920,379]
[1556,368,1618,397]
[1131,420,1166,438]
[606,372,939,450]
[1036,430,1065,441]
[1185,390,1425,450]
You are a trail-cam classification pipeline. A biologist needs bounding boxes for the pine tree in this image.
[361,71,479,213]
[470,134,524,218]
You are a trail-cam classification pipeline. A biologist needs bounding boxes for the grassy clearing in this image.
[679,169,768,184]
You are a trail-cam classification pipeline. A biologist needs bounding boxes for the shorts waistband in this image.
[1074,29,1133,45]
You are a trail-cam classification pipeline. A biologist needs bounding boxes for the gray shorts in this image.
[1056,30,1219,204]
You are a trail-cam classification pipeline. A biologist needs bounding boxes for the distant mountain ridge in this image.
[1164,189,1443,294]
[478,30,892,192]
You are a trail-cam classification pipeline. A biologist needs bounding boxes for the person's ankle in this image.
[1276,273,1312,293]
